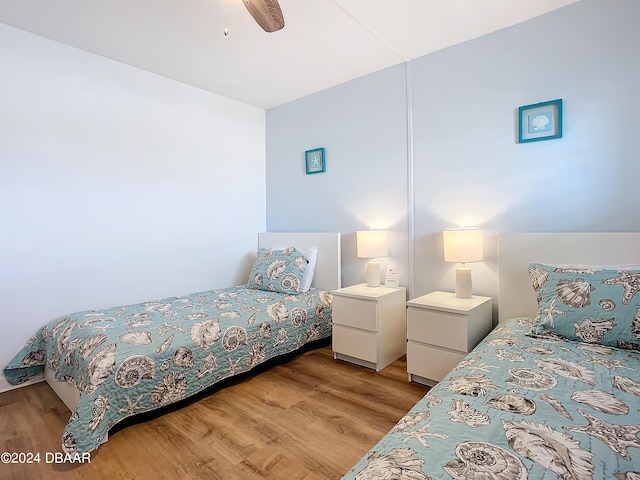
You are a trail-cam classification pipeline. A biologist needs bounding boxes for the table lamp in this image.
[357,230,388,287]
[443,228,483,298]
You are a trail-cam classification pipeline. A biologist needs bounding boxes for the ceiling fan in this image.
[242,0,285,32]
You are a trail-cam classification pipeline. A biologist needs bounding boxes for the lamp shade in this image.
[443,228,484,263]
[357,230,388,258]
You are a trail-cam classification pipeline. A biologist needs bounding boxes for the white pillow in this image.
[300,247,318,292]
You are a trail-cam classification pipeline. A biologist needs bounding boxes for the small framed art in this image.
[518,99,563,143]
[305,147,326,174]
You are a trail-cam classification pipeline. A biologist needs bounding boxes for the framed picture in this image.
[518,99,563,143]
[305,147,326,174]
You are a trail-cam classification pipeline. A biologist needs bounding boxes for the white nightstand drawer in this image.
[332,325,377,363]
[333,296,377,331]
[407,342,464,382]
[407,309,468,352]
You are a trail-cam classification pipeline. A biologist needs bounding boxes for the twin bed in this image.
[5,231,640,479]
[343,233,640,479]
[4,232,341,455]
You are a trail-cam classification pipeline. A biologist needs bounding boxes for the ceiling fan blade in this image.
[242,0,285,32]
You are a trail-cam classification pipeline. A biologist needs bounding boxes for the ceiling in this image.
[0,0,580,109]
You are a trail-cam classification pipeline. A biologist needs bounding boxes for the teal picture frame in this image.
[305,147,326,174]
[518,99,563,143]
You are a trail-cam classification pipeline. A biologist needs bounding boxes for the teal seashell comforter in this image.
[4,286,333,454]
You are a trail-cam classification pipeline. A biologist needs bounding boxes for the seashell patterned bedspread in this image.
[4,286,333,454]
[342,317,640,479]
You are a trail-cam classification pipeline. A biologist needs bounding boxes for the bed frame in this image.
[498,232,640,321]
[46,232,342,412]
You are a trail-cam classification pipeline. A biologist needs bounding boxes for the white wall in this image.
[266,0,640,302]
[0,25,266,391]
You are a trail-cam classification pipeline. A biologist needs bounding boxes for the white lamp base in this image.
[455,264,472,298]
[366,260,380,287]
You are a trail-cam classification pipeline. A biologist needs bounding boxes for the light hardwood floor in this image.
[0,344,428,480]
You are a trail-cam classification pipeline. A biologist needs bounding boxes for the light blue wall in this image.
[267,64,409,287]
[266,0,640,297]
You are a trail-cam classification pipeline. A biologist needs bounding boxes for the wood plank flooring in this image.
[0,344,428,480]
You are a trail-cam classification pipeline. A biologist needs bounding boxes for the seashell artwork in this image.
[115,354,156,388]
[56,321,77,354]
[577,343,615,355]
[143,302,172,313]
[86,344,117,394]
[599,298,616,311]
[253,272,264,286]
[222,326,248,351]
[495,349,525,362]
[573,317,615,343]
[568,409,640,461]
[612,375,640,396]
[535,357,596,386]
[150,373,187,406]
[196,354,218,379]
[279,273,300,292]
[303,322,321,343]
[272,328,288,348]
[521,345,554,355]
[119,330,152,345]
[258,322,272,339]
[184,312,208,322]
[21,350,45,366]
[62,431,77,455]
[539,394,572,419]
[632,308,640,339]
[529,267,549,291]
[390,411,430,433]
[601,271,640,305]
[290,307,308,327]
[88,395,110,433]
[190,319,221,350]
[487,394,536,415]
[79,334,107,358]
[246,342,266,368]
[447,374,499,397]
[267,302,288,323]
[173,347,194,369]
[266,259,289,279]
[353,448,429,480]
[448,400,490,427]
[293,255,307,271]
[571,389,629,415]
[555,278,595,307]
[246,313,257,326]
[220,311,241,319]
[503,419,594,479]
[443,441,527,480]
[315,304,327,319]
[156,333,174,355]
[506,368,558,391]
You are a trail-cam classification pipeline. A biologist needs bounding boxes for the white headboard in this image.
[498,233,640,321]
[258,232,341,292]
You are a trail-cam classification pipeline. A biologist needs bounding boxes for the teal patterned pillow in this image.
[245,247,307,294]
[529,263,640,350]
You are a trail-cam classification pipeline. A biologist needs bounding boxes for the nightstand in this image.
[332,283,406,371]
[406,291,492,386]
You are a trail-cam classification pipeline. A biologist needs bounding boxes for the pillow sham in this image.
[246,247,307,294]
[529,262,640,350]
